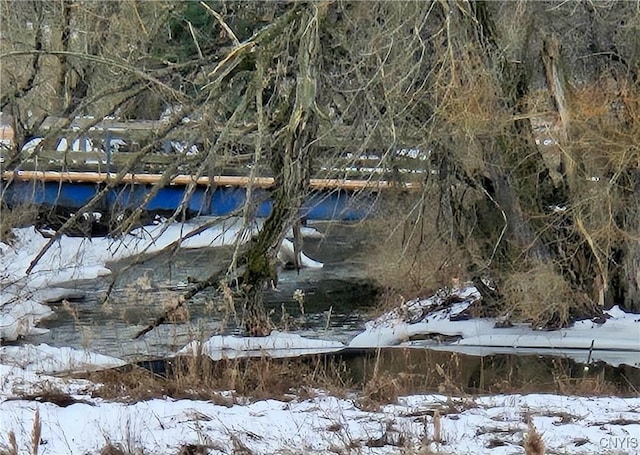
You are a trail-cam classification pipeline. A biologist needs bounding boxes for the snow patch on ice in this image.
[0,343,126,374]
[179,331,344,360]
[349,286,640,367]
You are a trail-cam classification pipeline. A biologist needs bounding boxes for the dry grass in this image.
[30,409,41,455]
[0,204,39,244]
[355,350,476,404]
[176,444,212,455]
[6,432,17,455]
[98,439,146,455]
[363,193,469,310]
[86,353,353,403]
[88,349,457,408]
[523,418,545,455]
[83,347,634,405]
[359,371,402,410]
[553,368,620,396]
[502,262,590,328]
[0,410,44,455]
[99,443,127,455]
[432,410,442,444]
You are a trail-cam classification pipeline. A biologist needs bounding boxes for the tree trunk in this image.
[622,176,640,312]
[241,5,322,335]
[472,2,553,265]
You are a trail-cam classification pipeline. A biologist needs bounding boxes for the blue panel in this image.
[1,180,376,221]
[53,183,100,208]
[210,187,246,216]
[186,187,212,215]
[1,181,101,209]
[146,187,189,211]
[256,200,273,217]
[0,181,41,206]
[302,191,375,220]
[106,185,148,211]
[253,189,273,218]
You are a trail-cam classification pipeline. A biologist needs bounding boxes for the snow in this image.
[1,223,639,454]
[178,331,344,360]
[349,286,640,368]
[0,383,638,454]
[0,297,52,341]
[1,218,322,292]
[0,218,323,341]
[0,365,93,398]
[0,344,125,374]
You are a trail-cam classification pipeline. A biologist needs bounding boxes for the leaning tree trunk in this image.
[475,2,553,260]
[241,5,322,335]
[624,242,640,313]
[620,157,640,312]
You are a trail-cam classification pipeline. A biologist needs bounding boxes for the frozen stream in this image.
[6,218,639,395]
[30,223,379,361]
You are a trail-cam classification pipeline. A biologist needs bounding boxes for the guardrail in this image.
[1,147,429,188]
[1,170,422,191]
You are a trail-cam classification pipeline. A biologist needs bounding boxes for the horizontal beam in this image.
[36,116,424,148]
[2,170,422,191]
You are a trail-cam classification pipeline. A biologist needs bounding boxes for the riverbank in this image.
[1,342,639,454]
[1,218,639,453]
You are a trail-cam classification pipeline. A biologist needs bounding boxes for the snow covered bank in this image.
[0,218,324,341]
[0,286,87,341]
[0,343,126,374]
[0,295,52,341]
[0,344,123,400]
[1,218,323,290]
[1,388,638,454]
[349,286,640,367]
[178,331,344,360]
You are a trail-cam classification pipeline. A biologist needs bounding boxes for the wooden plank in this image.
[21,150,104,162]
[36,117,425,149]
[12,150,429,174]
[1,170,422,190]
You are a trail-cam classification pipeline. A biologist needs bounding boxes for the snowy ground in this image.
[0,380,640,454]
[349,287,640,368]
[1,218,639,454]
[1,346,638,454]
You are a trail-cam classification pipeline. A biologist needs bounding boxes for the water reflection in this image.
[30,221,640,385]
[33,222,378,360]
[321,348,640,396]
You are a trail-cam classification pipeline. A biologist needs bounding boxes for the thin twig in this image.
[133,269,226,339]
[199,2,240,46]
[187,21,204,59]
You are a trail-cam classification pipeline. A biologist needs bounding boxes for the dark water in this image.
[33,222,379,361]
[341,347,640,396]
[29,220,640,395]
[132,347,640,397]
